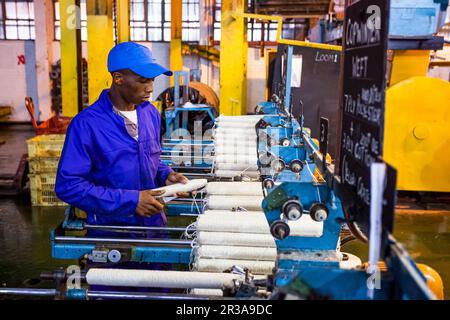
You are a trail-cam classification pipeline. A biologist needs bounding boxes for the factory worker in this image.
[55,42,188,236]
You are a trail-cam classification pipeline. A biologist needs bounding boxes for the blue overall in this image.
[55,89,173,232]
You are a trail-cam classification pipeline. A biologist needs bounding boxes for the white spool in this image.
[206,182,263,196]
[152,179,207,197]
[190,288,224,296]
[214,133,257,143]
[217,122,257,128]
[214,128,256,136]
[196,245,277,261]
[215,140,257,149]
[217,115,264,123]
[213,170,260,178]
[207,195,263,210]
[194,258,275,275]
[85,269,244,289]
[215,145,256,156]
[215,162,259,171]
[196,231,276,247]
[197,214,269,234]
[198,211,265,221]
[214,154,257,165]
[288,215,324,237]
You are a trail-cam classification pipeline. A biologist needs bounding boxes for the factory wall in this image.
[1,40,449,122]
[0,41,38,122]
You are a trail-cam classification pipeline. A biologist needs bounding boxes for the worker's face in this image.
[112,69,154,104]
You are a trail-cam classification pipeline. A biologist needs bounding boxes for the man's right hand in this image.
[136,189,165,217]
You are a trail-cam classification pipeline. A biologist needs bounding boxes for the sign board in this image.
[271,44,341,157]
[338,0,391,238]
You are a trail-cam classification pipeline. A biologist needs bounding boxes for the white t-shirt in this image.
[119,109,139,140]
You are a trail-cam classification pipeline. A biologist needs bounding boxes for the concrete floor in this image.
[0,124,448,299]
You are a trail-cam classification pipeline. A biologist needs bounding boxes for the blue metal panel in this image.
[165,203,201,216]
[283,46,293,111]
[52,243,96,260]
[277,268,392,300]
[389,0,448,37]
[262,183,343,251]
[132,246,191,264]
[66,289,87,300]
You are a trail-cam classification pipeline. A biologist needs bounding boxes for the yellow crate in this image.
[26,134,66,158]
[29,173,66,206]
[29,157,60,174]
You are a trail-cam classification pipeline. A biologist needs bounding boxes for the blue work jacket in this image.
[55,89,173,228]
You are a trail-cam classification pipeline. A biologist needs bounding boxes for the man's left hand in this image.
[165,172,190,197]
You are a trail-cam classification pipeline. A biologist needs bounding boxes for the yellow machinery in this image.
[384,50,450,192]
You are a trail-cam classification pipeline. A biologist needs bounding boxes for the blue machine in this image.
[161,71,217,177]
[251,42,438,300]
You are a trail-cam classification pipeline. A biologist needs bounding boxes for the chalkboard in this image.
[271,44,341,157]
[338,0,390,239]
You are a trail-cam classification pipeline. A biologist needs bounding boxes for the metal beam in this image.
[60,0,83,116]
[33,0,54,120]
[116,0,130,43]
[220,0,248,115]
[86,0,114,105]
[170,0,183,85]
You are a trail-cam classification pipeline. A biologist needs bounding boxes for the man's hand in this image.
[165,172,191,197]
[136,189,165,217]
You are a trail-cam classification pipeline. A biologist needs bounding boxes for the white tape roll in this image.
[214,128,256,136]
[207,195,263,210]
[214,154,257,165]
[215,162,259,171]
[217,115,264,122]
[215,145,256,155]
[206,182,263,196]
[190,288,224,296]
[217,121,257,128]
[196,231,276,247]
[152,179,207,197]
[288,214,324,237]
[85,269,244,289]
[214,133,257,143]
[197,213,269,234]
[213,170,260,178]
[194,258,275,275]
[196,245,277,261]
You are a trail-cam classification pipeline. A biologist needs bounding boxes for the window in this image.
[130,0,200,42]
[0,0,35,40]
[214,0,305,43]
[53,0,88,41]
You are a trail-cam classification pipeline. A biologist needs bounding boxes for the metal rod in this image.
[0,288,58,297]
[84,225,187,232]
[87,291,212,300]
[54,236,192,246]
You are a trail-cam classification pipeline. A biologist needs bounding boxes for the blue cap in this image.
[107,42,173,78]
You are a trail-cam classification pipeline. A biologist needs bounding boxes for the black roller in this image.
[270,220,290,240]
[309,203,329,222]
